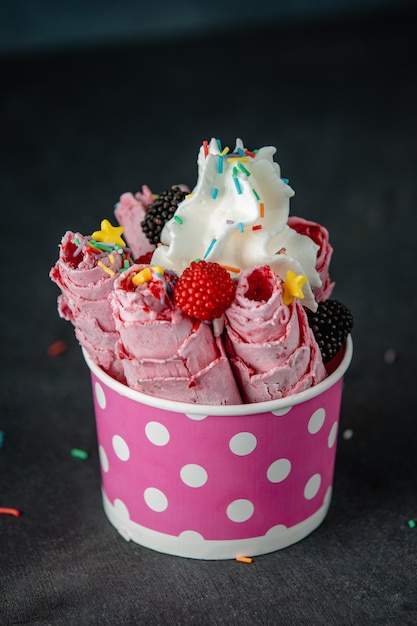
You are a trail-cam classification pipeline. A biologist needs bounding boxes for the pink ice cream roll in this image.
[288,216,335,302]
[114,186,156,261]
[50,231,125,381]
[111,264,242,404]
[224,266,327,403]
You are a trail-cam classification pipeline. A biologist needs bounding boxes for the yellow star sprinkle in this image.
[91,219,126,247]
[282,270,308,306]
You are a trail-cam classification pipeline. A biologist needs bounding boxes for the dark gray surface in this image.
[1,8,417,624]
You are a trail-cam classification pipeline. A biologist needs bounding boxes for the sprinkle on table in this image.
[47,340,68,357]
[0,430,4,449]
[71,448,89,460]
[236,556,253,564]
[0,507,21,517]
[408,519,416,528]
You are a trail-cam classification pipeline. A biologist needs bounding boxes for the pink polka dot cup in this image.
[83,337,352,560]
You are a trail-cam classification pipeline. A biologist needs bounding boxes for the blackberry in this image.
[141,186,187,244]
[307,300,353,363]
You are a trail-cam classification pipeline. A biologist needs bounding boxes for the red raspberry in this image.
[174,260,236,321]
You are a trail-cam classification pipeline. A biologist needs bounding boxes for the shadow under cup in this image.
[82,336,353,560]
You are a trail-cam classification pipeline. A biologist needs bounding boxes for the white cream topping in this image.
[151,138,321,310]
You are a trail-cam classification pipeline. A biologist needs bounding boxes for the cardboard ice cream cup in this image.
[82,336,353,560]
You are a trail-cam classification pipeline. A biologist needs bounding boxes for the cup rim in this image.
[82,335,352,416]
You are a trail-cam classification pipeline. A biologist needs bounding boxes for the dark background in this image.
[1,1,417,624]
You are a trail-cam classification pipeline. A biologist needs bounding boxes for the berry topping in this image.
[174,260,236,321]
[141,186,187,244]
[307,299,354,363]
[135,251,154,265]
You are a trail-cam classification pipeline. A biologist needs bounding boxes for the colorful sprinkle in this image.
[226,219,234,224]
[252,188,260,200]
[218,155,224,173]
[203,238,217,259]
[236,556,253,563]
[87,241,102,253]
[216,138,222,151]
[0,508,21,517]
[281,177,289,184]
[203,140,209,157]
[71,448,89,460]
[233,178,242,194]
[97,261,115,276]
[277,247,287,255]
[238,162,251,176]
[259,203,265,217]
[237,147,245,157]
[252,225,263,231]
[408,520,416,528]
[185,193,194,199]
[73,236,88,256]
[238,222,244,233]
[108,254,115,264]
[245,149,256,158]
[212,188,219,199]
[47,340,68,357]
[221,265,241,273]
[220,146,230,156]
[228,157,248,163]
[0,430,4,449]
[174,215,183,224]
[91,242,114,252]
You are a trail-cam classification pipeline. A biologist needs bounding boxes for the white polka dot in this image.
[114,498,130,519]
[99,445,109,473]
[145,421,170,446]
[304,473,321,500]
[144,487,168,512]
[185,413,208,421]
[226,499,254,523]
[178,530,205,541]
[229,432,257,456]
[95,382,106,409]
[180,464,208,488]
[112,435,130,461]
[271,407,292,416]
[267,458,292,483]
[328,422,338,448]
[308,408,326,434]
